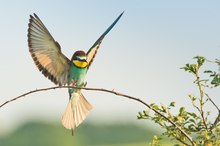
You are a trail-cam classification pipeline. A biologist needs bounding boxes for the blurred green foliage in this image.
[0,121,159,146]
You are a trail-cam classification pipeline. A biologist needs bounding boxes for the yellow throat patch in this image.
[73,60,88,68]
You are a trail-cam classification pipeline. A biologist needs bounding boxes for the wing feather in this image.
[86,12,124,68]
[28,13,71,85]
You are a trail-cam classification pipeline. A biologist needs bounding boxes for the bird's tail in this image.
[61,92,92,132]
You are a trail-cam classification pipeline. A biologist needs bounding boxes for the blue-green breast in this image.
[68,64,88,95]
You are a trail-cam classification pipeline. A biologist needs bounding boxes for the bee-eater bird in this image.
[27,12,123,132]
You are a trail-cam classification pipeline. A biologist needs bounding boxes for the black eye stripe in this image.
[73,56,87,62]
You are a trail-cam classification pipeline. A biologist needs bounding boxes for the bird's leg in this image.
[76,81,87,88]
[68,80,78,99]
[83,81,87,87]
[71,129,74,136]
[70,79,77,87]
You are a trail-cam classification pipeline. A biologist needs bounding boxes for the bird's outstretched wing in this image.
[86,12,124,69]
[28,13,71,85]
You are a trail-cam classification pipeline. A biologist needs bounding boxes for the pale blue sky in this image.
[0,1,219,134]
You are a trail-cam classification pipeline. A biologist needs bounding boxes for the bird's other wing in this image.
[86,11,124,69]
[28,13,71,85]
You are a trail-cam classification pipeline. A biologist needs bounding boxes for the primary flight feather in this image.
[28,12,123,132]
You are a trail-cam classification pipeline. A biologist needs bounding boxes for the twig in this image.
[205,93,220,128]
[176,136,191,146]
[205,93,220,112]
[0,85,196,146]
[195,74,208,130]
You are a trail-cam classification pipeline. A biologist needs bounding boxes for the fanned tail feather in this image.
[61,92,92,131]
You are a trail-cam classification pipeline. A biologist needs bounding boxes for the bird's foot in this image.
[83,81,87,87]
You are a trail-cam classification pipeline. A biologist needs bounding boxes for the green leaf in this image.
[151,104,160,110]
[143,110,149,116]
[189,118,195,123]
[137,111,143,119]
[138,111,142,116]
[211,74,220,87]
[204,70,213,73]
[194,56,206,68]
[169,101,175,107]
[182,64,198,74]
[188,112,197,118]
[179,107,185,116]
[161,105,167,113]
[188,94,196,101]
[215,59,220,66]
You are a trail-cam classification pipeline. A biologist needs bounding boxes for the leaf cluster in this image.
[138,56,220,146]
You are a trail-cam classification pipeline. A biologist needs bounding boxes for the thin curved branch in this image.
[205,93,220,112]
[0,85,196,146]
[205,93,220,128]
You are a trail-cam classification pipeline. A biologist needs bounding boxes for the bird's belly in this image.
[70,69,87,85]
[68,65,87,95]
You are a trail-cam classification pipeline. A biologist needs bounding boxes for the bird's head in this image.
[71,50,88,68]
